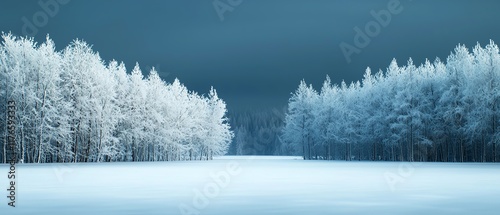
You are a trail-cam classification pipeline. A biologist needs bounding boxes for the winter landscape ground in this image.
[1,156,500,215]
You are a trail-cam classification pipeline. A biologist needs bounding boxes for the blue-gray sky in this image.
[2,0,500,111]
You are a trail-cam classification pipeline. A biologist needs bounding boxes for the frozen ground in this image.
[1,156,500,215]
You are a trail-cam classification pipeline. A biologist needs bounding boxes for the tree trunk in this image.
[345,142,348,161]
[483,135,486,162]
[494,141,497,163]
[373,142,376,161]
[74,123,80,163]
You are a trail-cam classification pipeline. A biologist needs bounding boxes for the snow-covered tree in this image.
[282,41,500,162]
[282,80,318,159]
[0,34,233,163]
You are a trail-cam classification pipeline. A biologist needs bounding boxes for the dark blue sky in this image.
[2,0,500,111]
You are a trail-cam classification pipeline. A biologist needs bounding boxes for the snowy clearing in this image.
[2,156,500,215]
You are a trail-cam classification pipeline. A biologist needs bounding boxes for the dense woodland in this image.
[0,34,233,163]
[2,34,499,164]
[282,41,500,162]
[226,108,286,156]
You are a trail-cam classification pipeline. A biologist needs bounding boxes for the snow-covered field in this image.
[1,156,500,215]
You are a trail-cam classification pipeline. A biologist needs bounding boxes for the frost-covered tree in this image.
[282,80,318,159]
[203,87,234,159]
[0,34,233,163]
[283,41,500,162]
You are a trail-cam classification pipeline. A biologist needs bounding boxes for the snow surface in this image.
[1,156,500,215]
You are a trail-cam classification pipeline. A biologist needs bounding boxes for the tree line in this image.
[0,34,233,163]
[282,41,500,162]
[227,108,287,156]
